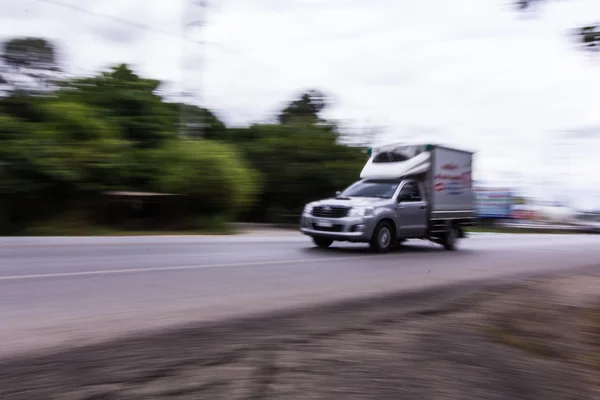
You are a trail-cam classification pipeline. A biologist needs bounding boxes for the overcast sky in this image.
[2,0,600,209]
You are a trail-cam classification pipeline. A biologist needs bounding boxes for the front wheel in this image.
[370,221,395,253]
[312,237,333,248]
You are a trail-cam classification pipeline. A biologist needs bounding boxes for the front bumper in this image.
[299,214,377,242]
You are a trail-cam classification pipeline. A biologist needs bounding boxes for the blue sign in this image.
[475,190,513,218]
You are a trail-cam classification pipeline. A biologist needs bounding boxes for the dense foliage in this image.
[0,37,367,233]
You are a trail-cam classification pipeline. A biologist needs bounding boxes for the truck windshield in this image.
[340,180,401,199]
[372,145,423,163]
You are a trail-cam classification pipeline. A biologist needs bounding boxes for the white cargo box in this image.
[360,143,431,179]
[427,145,474,215]
[360,142,474,217]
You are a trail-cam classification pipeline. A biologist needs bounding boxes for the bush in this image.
[157,140,261,220]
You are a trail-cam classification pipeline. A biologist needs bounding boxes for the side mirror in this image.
[335,191,341,196]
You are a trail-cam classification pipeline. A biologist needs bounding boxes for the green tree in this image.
[236,122,366,221]
[1,100,126,197]
[0,37,62,94]
[0,60,271,232]
[63,64,174,147]
[31,100,128,192]
[117,147,167,192]
[0,115,45,196]
[0,102,128,232]
[0,115,42,233]
[576,25,600,52]
[514,0,599,51]
[164,102,228,140]
[277,89,331,125]
[0,93,48,122]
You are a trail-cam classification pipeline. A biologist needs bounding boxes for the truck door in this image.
[396,181,428,237]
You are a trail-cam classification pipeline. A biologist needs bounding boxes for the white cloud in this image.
[2,0,600,209]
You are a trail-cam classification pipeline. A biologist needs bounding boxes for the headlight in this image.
[348,206,375,217]
[303,204,314,215]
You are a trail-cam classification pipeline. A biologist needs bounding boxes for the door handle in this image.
[420,205,426,209]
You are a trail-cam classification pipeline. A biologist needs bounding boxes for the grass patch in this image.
[467,226,581,234]
[20,225,235,237]
[483,324,564,359]
[15,211,236,236]
[481,298,600,372]
[580,302,600,374]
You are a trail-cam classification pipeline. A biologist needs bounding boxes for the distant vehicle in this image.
[300,143,476,252]
[536,203,577,225]
[573,213,600,233]
[584,221,600,233]
[512,204,538,221]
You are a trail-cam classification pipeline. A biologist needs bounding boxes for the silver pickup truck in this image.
[300,143,476,252]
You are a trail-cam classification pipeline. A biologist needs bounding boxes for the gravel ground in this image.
[1,271,600,400]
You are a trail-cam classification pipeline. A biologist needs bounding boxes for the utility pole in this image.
[179,0,207,138]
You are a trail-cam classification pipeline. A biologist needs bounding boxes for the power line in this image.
[32,0,183,41]
[31,0,279,68]
[31,0,287,127]
[31,0,232,53]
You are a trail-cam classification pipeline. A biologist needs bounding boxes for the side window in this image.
[400,182,422,202]
[411,183,422,201]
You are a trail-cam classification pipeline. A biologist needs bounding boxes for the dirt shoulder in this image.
[2,269,600,400]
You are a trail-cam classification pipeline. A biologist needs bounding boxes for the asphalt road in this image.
[1,232,599,358]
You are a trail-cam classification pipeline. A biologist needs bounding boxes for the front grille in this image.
[312,224,344,232]
[311,206,350,218]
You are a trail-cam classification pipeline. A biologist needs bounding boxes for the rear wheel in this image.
[370,221,395,253]
[442,225,460,250]
[312,237,333,248]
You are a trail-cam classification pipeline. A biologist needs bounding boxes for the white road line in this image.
[0,237,305,249]
[0,254,386,282]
